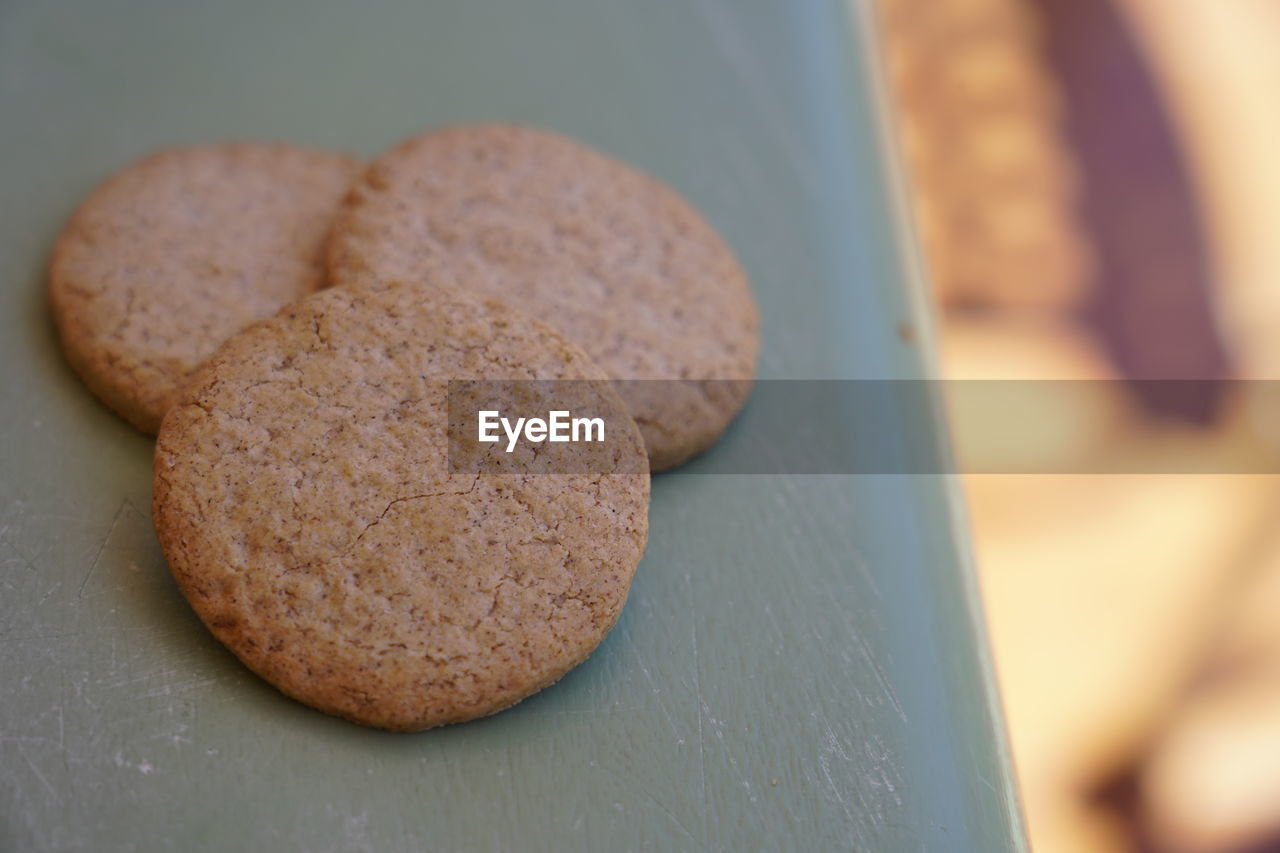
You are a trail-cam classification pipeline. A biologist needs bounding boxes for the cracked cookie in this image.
[152,278,650,731]
[50,143,361,433]
[326,124,760,471]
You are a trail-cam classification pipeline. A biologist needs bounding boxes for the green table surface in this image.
[0,0,1025,849]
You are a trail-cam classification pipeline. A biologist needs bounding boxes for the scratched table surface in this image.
[0,1,1023,850]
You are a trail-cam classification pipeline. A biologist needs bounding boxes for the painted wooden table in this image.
[0,1,1023,849]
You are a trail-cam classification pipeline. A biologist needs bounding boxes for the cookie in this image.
[153,278,650,731]
[327,124,760,471]
[50,143,361,433]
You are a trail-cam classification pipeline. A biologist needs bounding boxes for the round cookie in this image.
[50,143,361,433]
[327,124,760,471]
[153,279,650,731]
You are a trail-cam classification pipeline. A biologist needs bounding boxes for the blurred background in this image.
[877,0,1280,850]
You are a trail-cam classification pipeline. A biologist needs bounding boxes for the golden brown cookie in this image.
[153,278,650,731]
[327,124,760,471]
[50,143,361,433]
